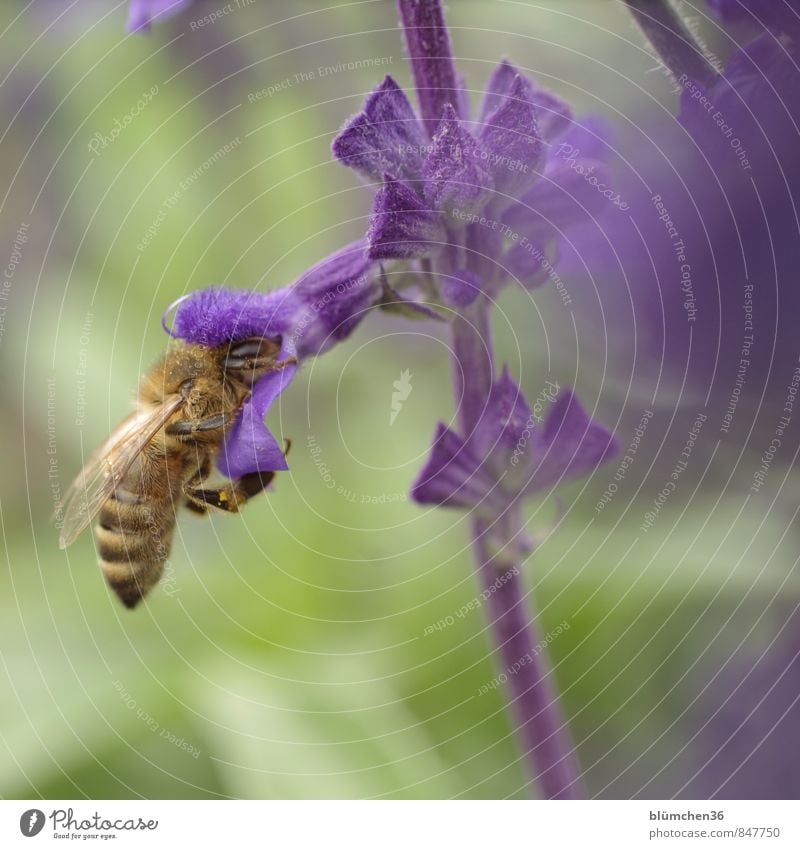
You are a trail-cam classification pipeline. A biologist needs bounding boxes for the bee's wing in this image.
[57,394,184,549]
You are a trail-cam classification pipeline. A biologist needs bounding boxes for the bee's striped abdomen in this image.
[95,491,178,608]
[94,446,187,609]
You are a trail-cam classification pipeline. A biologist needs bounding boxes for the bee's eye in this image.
[224,336,281,372]
[228,339,267,359]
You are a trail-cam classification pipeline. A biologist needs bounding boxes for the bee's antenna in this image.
[161,293,192,338]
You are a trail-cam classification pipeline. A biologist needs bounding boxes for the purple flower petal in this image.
[171,286,300,348]
[412,377,617,508]
[398,0,463,136]
[411,422,503,510]
[170,243,380,357]
[219,357,297,478]
[454,73,472,123]
[127,0,193,32]
[423,104,494,216]
[480,59,573,142]
[524,389,618,494]
[367,176,444,260]
[470,367,533,460]
[331,77,428,184]
[502,167,610,243]
[552,115,612,162]
[502,121,614,243]
[478,74,544,202]
[291,240,381,355]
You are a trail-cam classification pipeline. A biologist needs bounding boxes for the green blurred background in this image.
[1,0,798,800]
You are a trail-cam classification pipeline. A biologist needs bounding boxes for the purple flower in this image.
[332,62,606,297]
[367,175,446,260]
[157,0,619,800]
[411,369,618,511]
[127,0,193,32]
[169,241,383,476]
[680,33,800,174]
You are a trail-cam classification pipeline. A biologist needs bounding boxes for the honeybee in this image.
[58,337,295,609]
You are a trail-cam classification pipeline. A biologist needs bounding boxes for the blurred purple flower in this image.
[685,609,800,799]
[127,0,193,32]
[679,32,800,174]
[708,0,800,36]
[608,0,800,427]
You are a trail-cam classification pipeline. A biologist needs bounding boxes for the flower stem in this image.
[450,301,493,434]
[474,514,584,799]
[624,0,719,85]
[399,0,585,799]
[451,304,585,799]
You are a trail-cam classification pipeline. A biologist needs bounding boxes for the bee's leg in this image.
[183,440,289,513]
[166,412,230,436]
[183,440,289,512]
[183,470,276,513]
[184,454,212,514]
